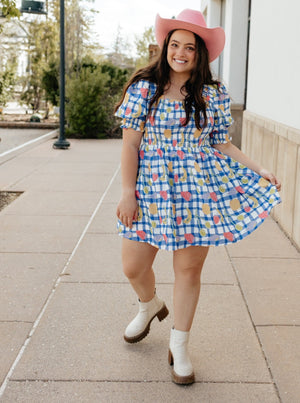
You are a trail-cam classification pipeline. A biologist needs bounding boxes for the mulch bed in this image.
[0,191,22,212]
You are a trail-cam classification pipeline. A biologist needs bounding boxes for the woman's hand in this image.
[259,168,281,191]
[116,194,139,229]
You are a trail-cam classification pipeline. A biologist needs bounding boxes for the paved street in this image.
[0,138,299,402]
[0,128,51,154]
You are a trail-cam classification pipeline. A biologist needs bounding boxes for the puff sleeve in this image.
[209,84,234,145]
[115,80,150,133]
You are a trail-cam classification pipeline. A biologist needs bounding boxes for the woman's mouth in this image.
[174,59,187,64]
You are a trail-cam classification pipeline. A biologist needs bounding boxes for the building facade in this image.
[201,0,300,249]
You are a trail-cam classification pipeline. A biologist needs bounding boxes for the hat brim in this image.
[155,14,225,62]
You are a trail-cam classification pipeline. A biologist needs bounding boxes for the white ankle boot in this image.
[124,293,169,343]
[168,327,195,385]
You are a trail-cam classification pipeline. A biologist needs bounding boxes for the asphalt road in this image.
[0,128,52,155]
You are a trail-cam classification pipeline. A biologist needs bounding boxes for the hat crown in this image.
[176,9,207,29]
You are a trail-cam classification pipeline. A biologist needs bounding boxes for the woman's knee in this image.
[174,264,202,284]
[122,239,157,279]
[122,261,146,279]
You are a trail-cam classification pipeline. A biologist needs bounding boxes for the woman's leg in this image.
[122,238,158,302]
[168,246,209,384]
[173,245,209,331]
[122,238,169,343]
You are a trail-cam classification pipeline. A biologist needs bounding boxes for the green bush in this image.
[65,63,129,138]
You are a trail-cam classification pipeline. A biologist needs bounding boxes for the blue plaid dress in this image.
[115,79,281,250]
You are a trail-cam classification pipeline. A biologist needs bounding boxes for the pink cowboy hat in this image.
[155,9,225,62]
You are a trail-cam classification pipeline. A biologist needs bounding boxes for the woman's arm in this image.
[213,142,281,191]
[116,128,143,229]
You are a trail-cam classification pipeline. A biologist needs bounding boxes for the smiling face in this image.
[167,30,196,78]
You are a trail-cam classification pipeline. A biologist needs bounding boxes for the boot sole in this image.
[124,304,169,344]
[168,349,195,385]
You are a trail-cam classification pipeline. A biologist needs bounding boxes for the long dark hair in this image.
[115,30,220,129]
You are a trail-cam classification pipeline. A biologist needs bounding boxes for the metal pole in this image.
[53,0,70,149]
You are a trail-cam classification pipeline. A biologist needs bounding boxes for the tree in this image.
[20,19,58,111]
[0,68,15,107]
[65,60,129,138]
[0,0,20,18]
[106,25,135,70]
[135,26,156,69]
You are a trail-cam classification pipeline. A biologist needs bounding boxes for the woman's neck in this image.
[164,72,190,100]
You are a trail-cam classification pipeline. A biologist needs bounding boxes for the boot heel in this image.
[157,304,169,322]
[168,349,174,366]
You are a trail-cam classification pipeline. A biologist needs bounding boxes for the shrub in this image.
[65,63,129,138]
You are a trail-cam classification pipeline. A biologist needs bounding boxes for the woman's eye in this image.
[187,47,195,51]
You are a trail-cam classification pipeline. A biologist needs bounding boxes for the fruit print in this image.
[183,208,192,224]
[164,129,172,139]
[149,203,158,215]
[181,191,192,201]
[115,80,281,250]
[160,191,168,200]
[184,234,195,243]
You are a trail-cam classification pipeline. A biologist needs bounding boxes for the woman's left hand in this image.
[259,168,281,191]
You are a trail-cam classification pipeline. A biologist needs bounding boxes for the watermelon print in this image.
[115,80,281,250]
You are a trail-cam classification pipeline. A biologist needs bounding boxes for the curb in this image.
[0,122,59,129]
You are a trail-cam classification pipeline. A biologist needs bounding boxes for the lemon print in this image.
[258,177,269,187]
[222,176,229,184]
[230,198,241,211]
[151,221,157,228]
[169,179,174,186]
[124,93,129,104]
[143,186,149,194]
[164,129,172,139]
[237,214,244,221]
[200,229,207,237]
[172,204,176,215]
[198,179,204,186]
[202,204,211,215]
[270,188,275,194]
[152,132,157,145]
[205,222,211,229]
[235,223,243,231]
[168,161,173,172]
[269,197,275,204]
[219,104,225,112]
[166,107,172,113]
[241,177,249,184]
[160,113,166,120]
[219,184,226,193]
[149,203,158,215]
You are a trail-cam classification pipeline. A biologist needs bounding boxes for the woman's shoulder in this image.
[203,82,228,97]
[128,79,157,99]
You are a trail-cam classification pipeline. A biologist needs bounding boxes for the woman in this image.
[114,9,281,385]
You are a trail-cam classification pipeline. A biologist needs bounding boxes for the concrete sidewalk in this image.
[0,139,299,403]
